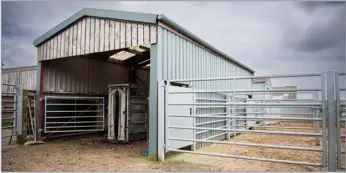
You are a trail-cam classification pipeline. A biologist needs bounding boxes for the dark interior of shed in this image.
[42,45,151,144]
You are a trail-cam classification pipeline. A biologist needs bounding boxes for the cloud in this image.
[1,1,344,81]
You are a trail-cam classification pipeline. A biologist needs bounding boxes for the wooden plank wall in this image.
[37,17,157,61]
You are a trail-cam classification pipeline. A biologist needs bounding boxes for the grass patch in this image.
[2,122,13,127]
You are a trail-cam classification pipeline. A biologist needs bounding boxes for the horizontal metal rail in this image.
[241,125,314,130]
[45,121,104,124]
[237,112,314,115]
[196,119,227,126]
[167,73,322,82]
[45,103,104,106]
[170,137,323,152]
[1,117,15,120]
[197,113,227,116]
[46,110,103,113]
[2,126,15,129]
[170,102,322,107]
[46,116,104,118]
[169,89,321,94]
[196,98,227,102]
[46,125,103,129]
[45,96,104,100]
[169,114,322,121]
[45,129,104,133]
[196,126,227,135]
[168,149,323,167]
[203,132,227,140]
[169,126,322,136]
[196,106,227,108]
[1,100,15,103]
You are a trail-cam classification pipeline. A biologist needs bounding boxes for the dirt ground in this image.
[2,122,346,172]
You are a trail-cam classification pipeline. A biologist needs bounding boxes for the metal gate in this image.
[44,96,105,134]
[158,71,345,171]
[1,83,22,145]
[107,84,149,142]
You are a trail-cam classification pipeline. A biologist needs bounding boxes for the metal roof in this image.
[2,65,37,72]
[33,8,254,73]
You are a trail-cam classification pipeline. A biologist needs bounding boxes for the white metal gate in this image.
[158,71,345,171]
[107,84,148,142]
[1,83,22,145]
[44,96,104,134]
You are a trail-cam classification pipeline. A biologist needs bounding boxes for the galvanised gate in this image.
[157,71,345,171]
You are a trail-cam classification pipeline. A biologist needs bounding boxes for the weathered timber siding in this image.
[37,17,157,61]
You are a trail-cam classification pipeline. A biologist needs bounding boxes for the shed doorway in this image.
[41,45,151,143]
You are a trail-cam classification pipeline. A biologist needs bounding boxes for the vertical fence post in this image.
[335,72,342,169]
[15,87,25,144]
[314,91,321,146]
[226,93,231,140]
[192,88,196,151]
[321,72,327,167]
[326,71,337,171]
[157,81,167,162]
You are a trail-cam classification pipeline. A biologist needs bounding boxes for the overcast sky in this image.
[2,1,345,79]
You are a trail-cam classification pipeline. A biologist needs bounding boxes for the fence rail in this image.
[158,71,345,171]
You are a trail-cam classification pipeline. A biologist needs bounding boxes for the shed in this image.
[33,8,254,160]
[2,66,37,93]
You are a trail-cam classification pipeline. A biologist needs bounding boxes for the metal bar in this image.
[45,96,104,100]
[321,72,327,167]
[1,117,15,120]
[45,129,104,133]
[169,126,322,136]
[2,109,16,111]
[242,125,314,130]
[336,72,342,169]
[215,112,314,115]
[1,100,15,103]
[247,99,318,102]
[45,103,104,106]
[170,137,323,152]
[45,110,103,113]
[196,106,227,108]
[168,73,322,82]
[203,132,227,140]
[169,115,322,121]
[196,98,227,102]
[169,89,321,94]
[167,149,323,167]
[45,125,103,129]
[46,116,104,118]
[169,102,322,106]
[2,126,15,129]
[46,121,104,124]
[196,126,227,135]
[198,113,227,116]
[196,119,227,126]
[327,71,337,171]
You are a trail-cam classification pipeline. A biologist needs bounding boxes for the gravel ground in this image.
[1,122,345,172]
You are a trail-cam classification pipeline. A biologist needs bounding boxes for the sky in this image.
[1,1,345,81]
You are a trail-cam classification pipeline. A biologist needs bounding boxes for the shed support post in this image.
[35,62,43,141]
[148,40,161,161]
[326,71,337,172]
[157,81,166,161]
